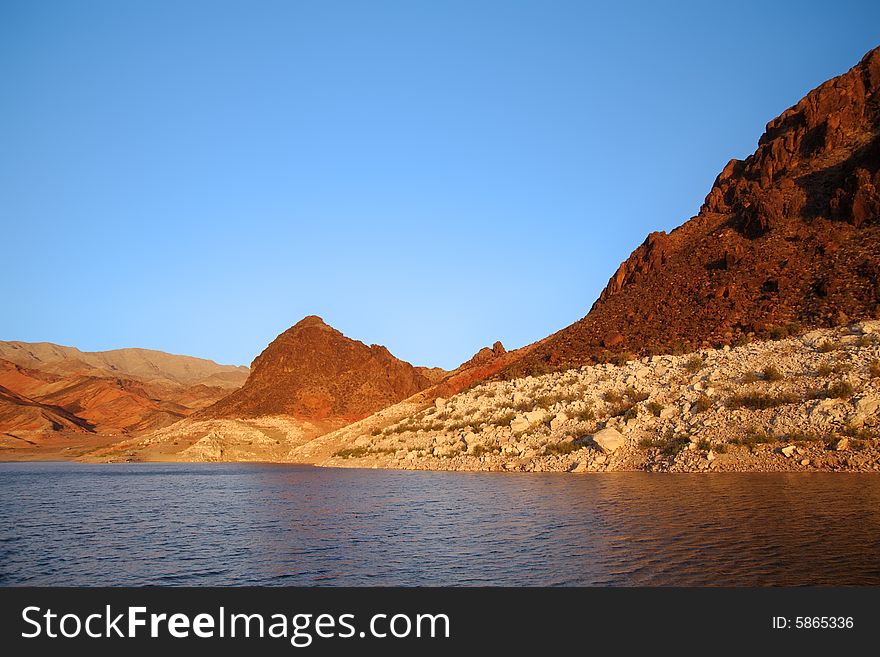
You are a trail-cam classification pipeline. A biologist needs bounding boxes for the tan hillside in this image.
[0,341,248,388]
[0,341,249,448]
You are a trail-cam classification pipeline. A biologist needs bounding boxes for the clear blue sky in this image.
[2,1,878,369]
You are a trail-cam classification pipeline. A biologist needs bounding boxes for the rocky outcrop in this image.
[508,46,880,374]
[88,415,326,463]
[702,46,880,236]
[200,316,440,421]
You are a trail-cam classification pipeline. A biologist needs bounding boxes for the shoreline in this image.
[321,440,880,474]
[5,442,880,474]
[2,454,880,475]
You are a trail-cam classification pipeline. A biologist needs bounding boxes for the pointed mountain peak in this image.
[290,315,333,330]
[202,318,443,421]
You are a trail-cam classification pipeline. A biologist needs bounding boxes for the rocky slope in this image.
[200,316,443,421]
[320,323,880,473]
[506,45,880,375]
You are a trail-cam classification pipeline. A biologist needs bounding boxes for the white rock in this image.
[659,406,676,420]
[510,416,530,433]
[781,445,798,458]
[592,427,626,453]
[524,410,546,425]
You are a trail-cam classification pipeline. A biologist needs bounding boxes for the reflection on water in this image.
[1,462,879,586]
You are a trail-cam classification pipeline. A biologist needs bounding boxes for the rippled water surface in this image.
[2,462,880,586]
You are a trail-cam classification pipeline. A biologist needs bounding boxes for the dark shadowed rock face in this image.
[201,316,438,421]
[512,46,880,373]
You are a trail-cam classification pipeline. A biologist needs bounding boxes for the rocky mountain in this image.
[0,342,249,440]
[506,45,880,375]
[200,316,444,421]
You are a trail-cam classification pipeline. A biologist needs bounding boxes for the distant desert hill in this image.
[0,341,248,388]
[0,383,94,435]
[503,45,880,375]
[201,316,443,421]
[0,341,249,443]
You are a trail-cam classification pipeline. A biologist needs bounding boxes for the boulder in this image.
[524,410,546,425]
[635,367,651,379]
[510,416,530,433]
[856,397,880,416]
[781,445,798,458]
[592,427,626,453]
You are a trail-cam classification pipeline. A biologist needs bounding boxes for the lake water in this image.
[1,462,879,586]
